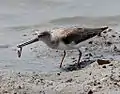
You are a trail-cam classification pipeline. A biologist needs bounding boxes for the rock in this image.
[97,59,110,65]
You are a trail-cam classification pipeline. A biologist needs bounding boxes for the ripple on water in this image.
[0,44,10,49]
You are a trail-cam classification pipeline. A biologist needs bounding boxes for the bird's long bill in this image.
[17,37,39,48]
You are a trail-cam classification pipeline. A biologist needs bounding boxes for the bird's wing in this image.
[60,26,108,44]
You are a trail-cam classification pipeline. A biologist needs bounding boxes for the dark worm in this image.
[17,47,22,58]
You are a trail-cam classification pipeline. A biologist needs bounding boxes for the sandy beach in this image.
[1,60,120,94]
[1,28,120,94]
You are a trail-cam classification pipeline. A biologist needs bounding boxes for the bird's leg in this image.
[60,50,66,68]
[77,49,82,66]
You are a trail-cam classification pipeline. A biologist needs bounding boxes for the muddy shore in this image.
[1,28,120,93]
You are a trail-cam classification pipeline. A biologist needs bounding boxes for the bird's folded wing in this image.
[60,27,108,44]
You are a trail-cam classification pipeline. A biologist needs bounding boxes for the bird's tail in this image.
[96,26,108,36]
[101,26,108,31]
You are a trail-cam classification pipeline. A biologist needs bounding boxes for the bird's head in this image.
[38,31,51,40]
[17,31,51,48]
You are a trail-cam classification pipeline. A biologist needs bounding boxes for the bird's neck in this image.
[42,36,58,49]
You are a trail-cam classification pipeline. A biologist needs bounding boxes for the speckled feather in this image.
[51,27,108,45]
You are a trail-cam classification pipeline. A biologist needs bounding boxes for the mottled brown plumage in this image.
[60,27,108,45]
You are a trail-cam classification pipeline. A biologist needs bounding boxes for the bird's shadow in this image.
[61,60,95,72]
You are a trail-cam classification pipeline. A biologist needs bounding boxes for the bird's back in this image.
[49,26,108,50]
[59,26,108,45]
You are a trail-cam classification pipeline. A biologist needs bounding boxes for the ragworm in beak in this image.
[17,37,39,58]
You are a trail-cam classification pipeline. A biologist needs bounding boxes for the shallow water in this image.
[0,0,120,72]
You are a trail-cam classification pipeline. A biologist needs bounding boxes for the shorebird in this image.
[17,26,108,68]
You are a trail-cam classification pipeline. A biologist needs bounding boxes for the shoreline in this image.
[0,60,120,94]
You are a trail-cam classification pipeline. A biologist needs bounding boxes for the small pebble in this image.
[97,82,100,85]
[23,34,27,36]
[94,83,97,86]
[3,90,8,93]
[89,72,92,75]
[109,64,113,66]
[71,57,75,60]
[105,75,108,77]
[57,72,61,76]
[56,50,58,52]
[106,41,112,46]
[114,82,117,85]
[97,59,110,65]
[98,85,102,88]
[66,78,73,83]
[30,48,33,50]
[18,85,22,89]
[108,28,112,32]
[112,35,116,37]
[88,41,93,44]
[89,53,93,56]
[39,91,45,94]
[102,65,106,68]
[72,59,77,62]
[103,31,107,33]
[85,47,88,51]
[23,92,27,94]
[18,72,20,75]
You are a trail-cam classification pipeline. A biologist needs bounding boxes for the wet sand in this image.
[1,61,120,94]
[1,28,120,93]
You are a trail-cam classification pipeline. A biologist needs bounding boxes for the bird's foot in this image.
[77,62,81,68]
